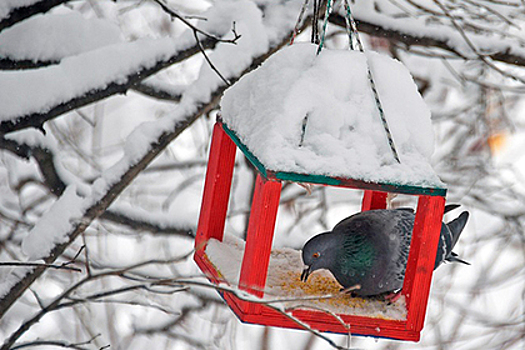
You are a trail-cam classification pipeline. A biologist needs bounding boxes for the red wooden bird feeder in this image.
[194,9,446,337]
[194,117,446,342]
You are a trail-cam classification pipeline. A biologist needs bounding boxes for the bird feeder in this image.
[194,43,447,342]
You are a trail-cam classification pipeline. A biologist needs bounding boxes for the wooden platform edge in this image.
[194,251,420,342]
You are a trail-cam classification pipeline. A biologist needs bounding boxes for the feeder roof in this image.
[220,43,444,191]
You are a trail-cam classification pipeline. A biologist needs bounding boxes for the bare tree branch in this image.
[11,338,98,350]
[1,255,193,350]
[152,0,241,44]
[0,261,81,272]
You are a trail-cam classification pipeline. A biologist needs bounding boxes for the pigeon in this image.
[300,205,469,297]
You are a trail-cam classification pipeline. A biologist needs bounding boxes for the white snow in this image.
[0,12,122,61]
[0,33,195,121]
[205,236,407,320]
[0,265,33,299]
[22,185,86,260]
[221,43,443,187]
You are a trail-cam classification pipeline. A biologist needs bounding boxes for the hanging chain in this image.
[343,0,401,163]
[316,0,334,54]
[292,0,401,163]
[343,0,364,51]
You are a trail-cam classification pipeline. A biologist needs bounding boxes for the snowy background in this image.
[0,0,524,349]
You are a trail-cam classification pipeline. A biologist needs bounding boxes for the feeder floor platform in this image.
[205,236,407,321]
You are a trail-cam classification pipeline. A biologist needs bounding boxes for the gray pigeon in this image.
[300,205,469,297]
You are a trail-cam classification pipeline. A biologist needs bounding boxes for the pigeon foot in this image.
[384,290,402,304]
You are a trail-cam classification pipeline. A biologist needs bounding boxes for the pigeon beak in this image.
[301,266,311,282]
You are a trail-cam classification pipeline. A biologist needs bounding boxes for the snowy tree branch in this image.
[99,210,195,237]
[0,23,298,319]
[0,37,218,135]
[0,0,72,33]
[0,137,196,237]
[131,81,182,102]
[0,57,59,70]
[329,13,525,69]
[152,0,241,45]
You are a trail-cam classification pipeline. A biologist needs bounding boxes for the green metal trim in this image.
[273,171,342,186]
[221,122,268,178]
[272,171,447,196]
[219,121,447,197]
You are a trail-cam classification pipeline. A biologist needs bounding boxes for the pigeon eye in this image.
[312,252,320,258]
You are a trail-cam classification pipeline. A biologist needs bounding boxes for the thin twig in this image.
[284,304,358,349]
[433,0,525,85]
[1,255,193,350]
[63,245,85,268]
[0,262,81,272]
[11,333,104,350]
[193,30,231,86]
[155,0,239,87]
[81,234,91,276]
[152,0,240,44]
[154,278,355,350]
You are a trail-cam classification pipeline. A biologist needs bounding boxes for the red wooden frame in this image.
[194,121,446,341]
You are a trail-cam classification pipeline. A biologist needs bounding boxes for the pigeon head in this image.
[301,231,337,282]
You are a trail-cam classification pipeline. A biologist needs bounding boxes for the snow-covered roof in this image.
[220,43,444,189]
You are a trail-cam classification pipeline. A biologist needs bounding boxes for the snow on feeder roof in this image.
[220,43,444,190]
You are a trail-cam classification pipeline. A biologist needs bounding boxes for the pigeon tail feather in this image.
[447,252,470,265]
[444,204,461,214]
[447,211,469,248]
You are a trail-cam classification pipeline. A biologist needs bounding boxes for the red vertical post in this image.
[403,195,445,332]
[195,122,237,254]
[361,190,388,211]
[238,174,282,313]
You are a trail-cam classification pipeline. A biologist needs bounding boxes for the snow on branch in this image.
[0,135,197,235]
[0,12,122,65]
[330,4,525,69]
[0,2,306,316]
[0,0,71,33]
[100,207,195,238]
[0,35,217,134]
[132,80,184,102]
[0,57,59,70]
